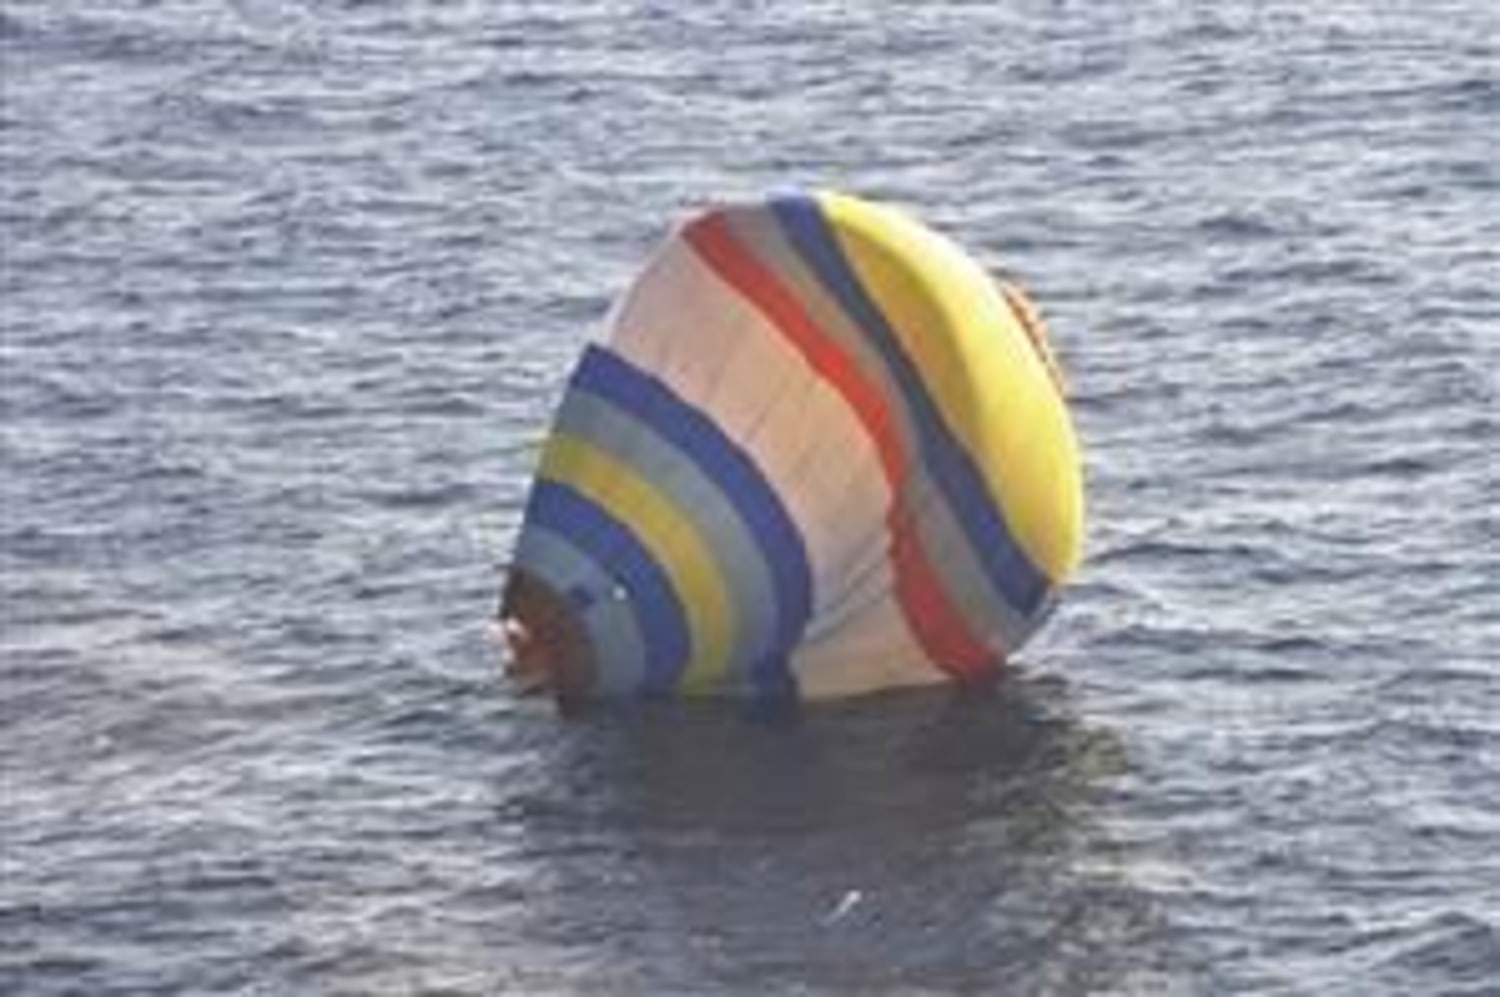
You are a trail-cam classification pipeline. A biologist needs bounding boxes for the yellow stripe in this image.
[538,432,735,693]
[817,192,1084,580]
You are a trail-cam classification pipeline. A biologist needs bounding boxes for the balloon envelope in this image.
[500,192,1084,702]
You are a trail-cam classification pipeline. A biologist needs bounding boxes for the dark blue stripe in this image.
[525,480,689,695]
[573,345,813,697]
[770,196,1051,616]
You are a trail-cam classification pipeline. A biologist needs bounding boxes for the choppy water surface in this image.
[3,2,1497,993]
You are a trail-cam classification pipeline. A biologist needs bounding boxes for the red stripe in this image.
[684,214,996,680]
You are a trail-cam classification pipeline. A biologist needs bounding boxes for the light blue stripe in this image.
[515,525,647,695]
[524,480,689,695]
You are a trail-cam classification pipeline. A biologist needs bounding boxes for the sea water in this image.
[3,2,1497,992]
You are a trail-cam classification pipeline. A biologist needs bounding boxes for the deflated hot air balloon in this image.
[497,192,1084,704]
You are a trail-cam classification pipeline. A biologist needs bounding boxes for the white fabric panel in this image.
[609,230,896,628]
[793,592,940,698]
[610,236,733,389]
[802,546,898,643]
[770,387,888,615]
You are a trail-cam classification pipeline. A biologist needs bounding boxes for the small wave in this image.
[1381,911,1500,986]
[0,10,27,41]
[1195,211,1281,241]
[146,90,326,144]
[360,481,476,510]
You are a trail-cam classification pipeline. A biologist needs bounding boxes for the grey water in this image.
[3,1,1497,993]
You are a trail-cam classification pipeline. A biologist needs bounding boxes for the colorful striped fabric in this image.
[505,192,1084,701]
